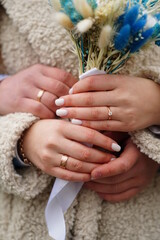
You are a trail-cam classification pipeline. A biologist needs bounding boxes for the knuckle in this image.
[72,161,83,172]
[45,137,56,149]
[105,167,113,177]
[65,95,73,105]
[60,172,71,181]
[85,94,94,106]
[85,129,95,142]
[91,108,100,120]
[54,82,63,94]
[86,77,95,90]
[34,104,43,114]
[62,71,71,83]
[82,120,91,128]
[81,149,91,161]
[34,104,53,119]
[45,111,55,119]
[70,108,77,118]
[105,121,112,131]
[41,150,51,163]
[100,121,108,130]
[33,63,43,72]
[120,92,130,105]
[126,109,135,121]
[49,95,57,106]
[81,174,90,182]
[120,161,129,173]
[55,120,65,132]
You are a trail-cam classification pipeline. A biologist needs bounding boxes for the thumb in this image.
[91,139,139,179]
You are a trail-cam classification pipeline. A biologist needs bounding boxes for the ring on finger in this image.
[37,89,45,102]
[60,155,69,169]
[107,107,113,120]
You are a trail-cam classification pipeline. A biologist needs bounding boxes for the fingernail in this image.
[55,98,64,106]
[91,177,96,180]
[91,171,102,180]
[111,157,116,161]
[56,109,68,117]
[111,143,121,152]
[71,119,82,125]
[69,88,73,95]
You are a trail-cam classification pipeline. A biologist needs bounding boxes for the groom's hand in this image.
[84,138,159,202]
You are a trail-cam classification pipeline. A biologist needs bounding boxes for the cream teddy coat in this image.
[1,1,160,240]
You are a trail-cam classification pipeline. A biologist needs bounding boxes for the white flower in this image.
[77,18,94,33]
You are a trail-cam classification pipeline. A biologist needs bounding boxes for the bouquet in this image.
[49,0,160,75]
[46,1,160,240]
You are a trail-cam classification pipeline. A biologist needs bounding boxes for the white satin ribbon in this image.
[45,68,105,240]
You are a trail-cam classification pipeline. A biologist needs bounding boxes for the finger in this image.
[62,123,121,153]
[40,91,58,112]
[41,66,77,88]
[22,86,58,113]
[59,139,115,163]
[85,178,138,194]
[49,167,90,182]
[98,188,140,203]
[93,159,142,185]
[57,154,99,173]
[73,119,125,132]
[93,171,135,185]
[56,107,122,121]
[71,74,119,93]
[91,140,139,179]
[56,92,118,107]
[38,77,70,97]
[18,98,55,119]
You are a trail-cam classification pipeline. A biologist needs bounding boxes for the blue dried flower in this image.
[60,0,83,24]
[130,28,154,52]
[131,14,147,34]
[114,24,131,50]
[87,0,97,9]
[124,4,140,26]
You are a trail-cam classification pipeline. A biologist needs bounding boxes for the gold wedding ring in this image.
[37,90,45,102]
[108,107,113,120]
[60,155,69,169]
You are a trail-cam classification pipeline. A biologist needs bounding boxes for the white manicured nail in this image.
[71,119,82,125]
[69,88,73,95]
[111,158,116,161]
[56,109,68,117]
[111,143,121,152]
[55,98,64,106]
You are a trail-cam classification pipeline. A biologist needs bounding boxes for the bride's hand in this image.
[55,74,160,131]
[23,119,121,181]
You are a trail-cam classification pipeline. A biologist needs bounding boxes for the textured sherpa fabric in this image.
[1,0,160,240]
[0,113,53,199]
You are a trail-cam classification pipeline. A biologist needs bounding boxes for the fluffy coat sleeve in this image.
[0,112,52,200]
[130,65,160,164]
